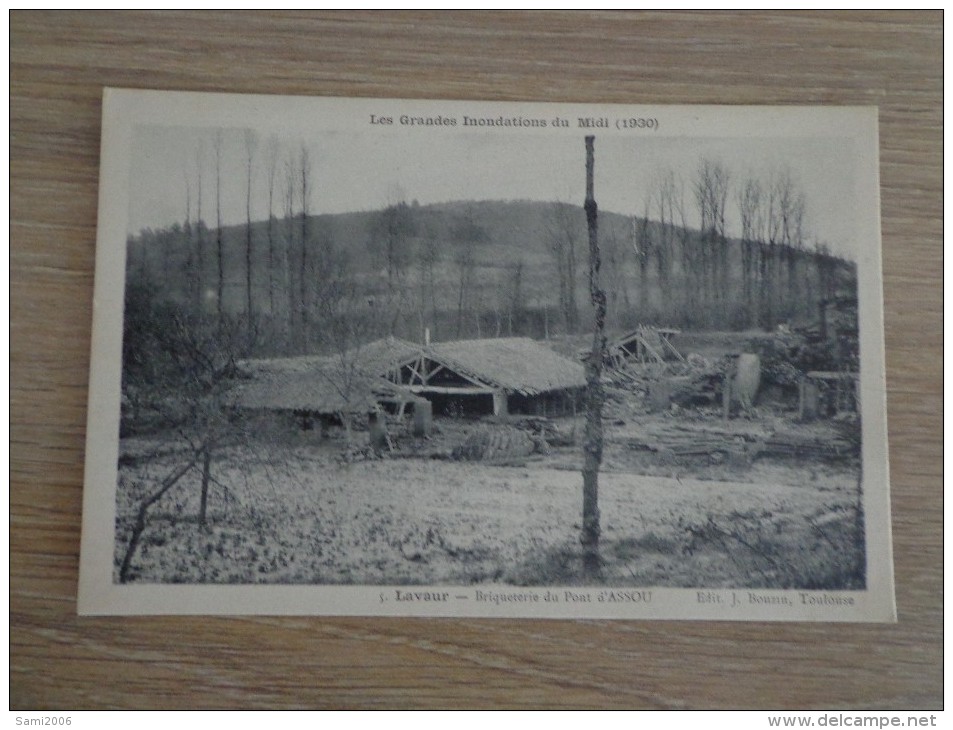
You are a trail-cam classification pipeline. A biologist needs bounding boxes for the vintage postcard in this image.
[79,89,894,620]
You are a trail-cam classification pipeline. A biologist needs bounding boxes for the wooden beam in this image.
[492,391,508,416]
[418,355,495,390]
[407,385,494,395]
[405,360,426,385]
[426,363,447,380]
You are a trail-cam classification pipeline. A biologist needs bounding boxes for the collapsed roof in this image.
[227,358,418,415]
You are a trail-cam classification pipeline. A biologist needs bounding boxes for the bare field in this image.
[115,424,864,588]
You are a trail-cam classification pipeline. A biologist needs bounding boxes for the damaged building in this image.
[225,355,423,435]
[606,325,683,368]
[375,336,587,417]
[230,336,587,423]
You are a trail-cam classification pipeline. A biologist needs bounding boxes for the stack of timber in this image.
[623,423,762,459]
[486,415,576,447]
[623,423,858,461]
[451,425,544,464]
[757,433,858,459]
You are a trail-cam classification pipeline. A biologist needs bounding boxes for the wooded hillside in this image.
[127,197,856,358]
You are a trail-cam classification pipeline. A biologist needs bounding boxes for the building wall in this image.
[508,388,584,417]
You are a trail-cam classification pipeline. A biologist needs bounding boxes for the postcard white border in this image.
[79,89,895,621]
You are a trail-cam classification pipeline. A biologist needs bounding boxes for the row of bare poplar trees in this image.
[129,138,851,354]
[129,132,360,354]
[547,160,849,333]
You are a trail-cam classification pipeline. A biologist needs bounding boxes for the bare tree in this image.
[471,283,484,339]
[506,259,525,336]
[417,222,440,331]
[312,260,391,443]
[765,166,808,323]
[299,145,312,343]
[373,201,415,290]
[213,131,225,325]
[117,288,251,582]
[454,237,476,339]
[599,217,631,330]
[695,158,729,238]
[648,169,695,325]
[368,200,417,336]
[814,238,841,334]
[265,138,279,318]
[118,450,203,583]
[633,198,652,321]
[737,175,764,328]
[449,207,484,338]
[787,191,807,314]
[182,163,199,314]
[194,142,207,317]
[545,202,581,333]
[283,151,298,349]
[243,130,258,335]
[693,158,730,319]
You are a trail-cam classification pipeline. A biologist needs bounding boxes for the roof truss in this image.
[387,352,496,392]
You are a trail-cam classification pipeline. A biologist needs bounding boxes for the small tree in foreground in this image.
[118,279,254,582]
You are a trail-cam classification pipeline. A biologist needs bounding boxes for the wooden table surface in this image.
[11,11,942,710]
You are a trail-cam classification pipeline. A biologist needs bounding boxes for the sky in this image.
[127,124,863,260]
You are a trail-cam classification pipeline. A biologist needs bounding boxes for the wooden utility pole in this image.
[214,132,225,327]
[582,135,606,575]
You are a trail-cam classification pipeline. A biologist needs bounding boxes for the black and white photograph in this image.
[79,91,894,620]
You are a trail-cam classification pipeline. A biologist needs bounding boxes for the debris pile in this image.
[622,421,859,463]
[603,352,733,416]
[623,422,764,462]
[487,416,576,447]
[757,433,858,460]
[336,443,387,464]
